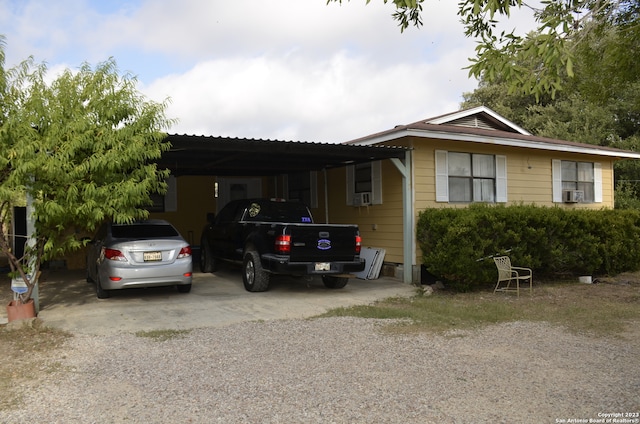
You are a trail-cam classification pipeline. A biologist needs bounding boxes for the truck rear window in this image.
[244,201,313,223]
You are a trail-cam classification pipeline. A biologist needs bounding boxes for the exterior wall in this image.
[322,137,619,274]
[410,137,616,209]
[150,176,218,246]
[326,160,406,264]
[409,136,617,269]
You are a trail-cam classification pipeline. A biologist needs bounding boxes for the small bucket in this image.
[578,276,592,284]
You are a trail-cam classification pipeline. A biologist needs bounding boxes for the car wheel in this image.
[199,237,218,273]
[322,275,349,289]
[177,284,192,293]
[96,276,111,299]
[242,250,270,292]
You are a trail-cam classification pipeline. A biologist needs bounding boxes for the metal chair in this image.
[493,256,532,297]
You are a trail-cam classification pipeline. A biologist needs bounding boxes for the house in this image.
[332,106,640,282]
[65,106,640,283]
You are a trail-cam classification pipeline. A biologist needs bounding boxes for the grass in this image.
[135,329,191,341]
[319,280,640,337]
[0,319,72,411]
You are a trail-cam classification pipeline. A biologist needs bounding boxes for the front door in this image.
[217,177,262,212]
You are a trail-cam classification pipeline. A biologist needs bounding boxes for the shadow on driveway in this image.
[2,265,417,335]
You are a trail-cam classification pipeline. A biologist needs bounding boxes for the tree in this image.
[0,37,173,303]
[461,4,640,207]
[327,0,636,99]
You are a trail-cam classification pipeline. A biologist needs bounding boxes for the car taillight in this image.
[355,235,362,254]
[178,246,192,259]
[104,248,127,261]
[275,234,291,254]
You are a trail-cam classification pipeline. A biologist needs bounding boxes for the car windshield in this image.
[111,224,179,239]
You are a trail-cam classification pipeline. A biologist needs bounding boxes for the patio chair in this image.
[493,256,532,297]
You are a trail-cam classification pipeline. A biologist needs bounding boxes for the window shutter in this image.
[594,162,602,203]
[371,161,382,205]
[495,155,508,203]
[435,150,448,202]
[346,165,355,205]
[165,175,177,212]
[552,159,562,203]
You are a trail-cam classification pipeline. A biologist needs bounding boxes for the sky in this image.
[0,0,538,144]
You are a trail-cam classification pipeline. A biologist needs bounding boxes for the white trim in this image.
[552,159,563,203]
[495,155,508,203]
[434,150,449,202]
[351,128,640,159]
[594,162,602,203]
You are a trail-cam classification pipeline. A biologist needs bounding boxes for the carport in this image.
[158,135,414,283]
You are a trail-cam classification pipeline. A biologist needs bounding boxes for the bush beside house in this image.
[418,205,640,290]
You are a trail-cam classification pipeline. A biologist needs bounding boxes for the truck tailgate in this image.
[287,225,358,262]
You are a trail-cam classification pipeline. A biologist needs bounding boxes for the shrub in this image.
[417,204,640,289]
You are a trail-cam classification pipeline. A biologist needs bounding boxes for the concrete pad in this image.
[2,266,417,335]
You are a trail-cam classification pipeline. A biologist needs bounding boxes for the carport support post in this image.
[390,151,414,285]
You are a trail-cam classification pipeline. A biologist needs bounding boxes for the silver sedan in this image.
[86,220,192,298]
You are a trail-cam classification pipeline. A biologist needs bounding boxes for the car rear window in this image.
[111,224,179,239]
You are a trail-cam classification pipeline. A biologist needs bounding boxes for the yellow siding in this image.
[150,176,218,245]
[327,160,406,264]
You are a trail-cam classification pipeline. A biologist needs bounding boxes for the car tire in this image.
[199,237,218,273]
[177,284,192,293]
[322,275,349,289]
[96,276,111,299]
[242,250,270,292]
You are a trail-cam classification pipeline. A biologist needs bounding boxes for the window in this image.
[285,171,317,208]
[435,151,507,203]
[346,161,382,205]
[354,163,373,194]
[146,176,177,212]
[552,160,601,203]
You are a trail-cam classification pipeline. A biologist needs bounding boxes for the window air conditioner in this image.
[563,190,584,203]
[353,192,372,206]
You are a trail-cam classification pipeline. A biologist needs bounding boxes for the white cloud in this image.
[1,0,541,143]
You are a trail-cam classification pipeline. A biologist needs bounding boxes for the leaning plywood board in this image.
[355,247,386,280]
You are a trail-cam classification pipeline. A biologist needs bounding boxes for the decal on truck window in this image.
[248,203,261,218]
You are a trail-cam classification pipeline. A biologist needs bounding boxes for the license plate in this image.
[315,262,330,271]
[143,251,162,262]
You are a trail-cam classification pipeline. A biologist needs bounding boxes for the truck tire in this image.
[242,250,270,292]
[96,275,111,299]
[322,275,349,289]
[199,237,218,273]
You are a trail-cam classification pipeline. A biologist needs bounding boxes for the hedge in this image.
[417,204,640,290]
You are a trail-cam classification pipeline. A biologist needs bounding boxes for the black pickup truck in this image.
[199,198,365,291]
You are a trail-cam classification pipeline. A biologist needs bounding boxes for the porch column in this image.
[390,150,414,284]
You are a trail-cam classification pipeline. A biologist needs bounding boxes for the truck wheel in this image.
[322,275,349,289]
[242,250,270,292]
[199,238,218,273]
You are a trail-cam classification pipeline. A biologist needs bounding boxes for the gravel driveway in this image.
[2,317,639,423]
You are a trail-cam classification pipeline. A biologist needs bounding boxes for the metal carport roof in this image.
[160,134,409,176]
